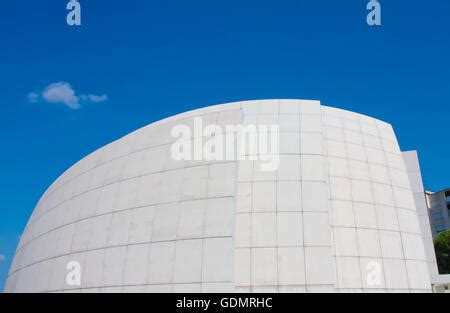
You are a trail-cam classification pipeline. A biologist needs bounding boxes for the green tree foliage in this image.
[434,230,450,274]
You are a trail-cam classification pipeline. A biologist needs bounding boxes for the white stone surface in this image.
[402,150,439,280]
[5,100,432,293]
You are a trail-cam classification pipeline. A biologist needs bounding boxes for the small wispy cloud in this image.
[27,92,39,103]
[0,254,6,262]
[81,94,108,103]
[28,81,108,109]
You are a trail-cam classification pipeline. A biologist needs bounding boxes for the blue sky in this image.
[0,0,449,291]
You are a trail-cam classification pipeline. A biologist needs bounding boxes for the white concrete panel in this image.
[279,132,300,154]
[202,238,233,282]
[204,197,233,237]
[334,228,358,257]
[151,203,179,241]
[101,246,127,286]
[128,206,155,244]
[301,155,326,181]
[393,187,416,210]
[301,133,324,155]
[276,155,301,181]
[82,249,105,288]
[389,168,411,189]
[369,164,390,184]
[351,180,374,203]
[342,118,360,131]
[375,205,400,231]
[278,247,306,285]
[357,229,382,257]
[302,181,328,212]
[300,100,321,115]
[79,189,101,219]
[258,100,279,114]
[96,183,120,215]
[328,157,350,178]
[277,212,303,246]
[277,181,302,212]
[237,160,253,182]
[148,242,175,284]
[346,143,366,161]
[397,208,421,234]
[345,130,364,146]
[379,231,404,259]
[253,182,276,212]
[300,114,322,132]
[251,248,278,286]
[279,114,300,133]
[305,247,334,285]
[115,178,139,211]
[135,174,161,206]
[323,115,342,128]
[353,202,378,229]
[336,257,362,289]
[372,183,395,206]
[279,99,301,114]
[235,213,251,248]
[405,260,431,290]
[88,214,112,249]
[174,239,202,283]
[331,201,355,228]
[236,182,252,213]
[366,147,386,166]
[177,200,205,239]
[253,159,277,181]
[326,140,347,158]
[252,213,277,247]
[108,210,132,246]
[208,162,236,197]
[329,177,352,201]
[402,233,426,261]
[304,213,331,246]
[123,244,150,285]
[383,259,409,289]
[181,166,209,200]
[71,219,93,252]
[235,248,251,286]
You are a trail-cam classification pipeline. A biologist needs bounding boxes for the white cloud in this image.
[42,82,80,109]
[0,254,6,262]
[28,81,108,109]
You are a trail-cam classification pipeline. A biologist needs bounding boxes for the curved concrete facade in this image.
[5,100,432,293]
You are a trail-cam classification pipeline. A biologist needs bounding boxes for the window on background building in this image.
[446,191,450,216]
[436,225,446,233]
[445,192,450,213]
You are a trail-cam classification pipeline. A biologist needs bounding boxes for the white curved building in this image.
[4,100,435,293]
